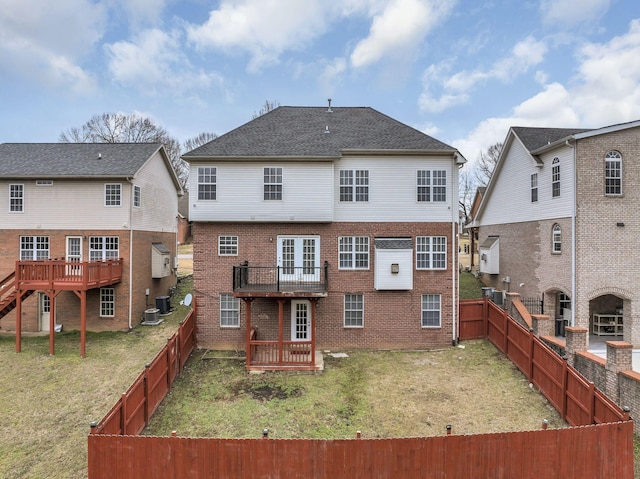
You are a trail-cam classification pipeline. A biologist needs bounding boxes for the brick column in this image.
[531,314,553,337]
[565,327,588,368]
[605,341,633,403]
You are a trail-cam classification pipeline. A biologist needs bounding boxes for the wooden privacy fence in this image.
[459,297,630,426]
[90,304,196,436]
[88,421,634,479]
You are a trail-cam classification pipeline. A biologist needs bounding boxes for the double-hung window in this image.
[417,170,447,202]
[197,167,216,200]
[338,236,369,269]
[133,185,141,207]
[100,288,115,317]
[605,151,622,196]
[10,184,24,212]
[552,224,561,254]
[220,293,240,327]
[218,236,238,256]
[20,236,49,260]
[90,236,119,261]
[105,184,121,206]
[530,173,538,202]
[551,158,560,198]
[421,294,441,327]
[344,294,364,327]
[416,236,447,269]
[340,170,369,202]
[264,167,282,200]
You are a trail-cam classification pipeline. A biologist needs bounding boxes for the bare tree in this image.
[251,99,280,119]
[475,142,503,186]
[458,169,477,227]
[182,132,218,153]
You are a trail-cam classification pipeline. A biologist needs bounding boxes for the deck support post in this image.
[277,299,285,365]
[15,288,22,353]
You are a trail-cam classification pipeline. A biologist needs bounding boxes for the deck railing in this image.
[250,340,314,366]
[233,262,329,293]
[15,258,123,290]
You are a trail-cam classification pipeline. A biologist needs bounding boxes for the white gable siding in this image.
[480,142,574,226]
[130,152,179,233]
[0,180,130,230]
[333,156,456,223]
[189,161,333,222]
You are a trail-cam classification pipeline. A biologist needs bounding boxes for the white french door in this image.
[66,236,83,276]
[291,300,310,341]
[277,236,320,282]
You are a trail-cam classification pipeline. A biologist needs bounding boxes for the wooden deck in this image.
[248,341,324,371]
[15,258,123,291]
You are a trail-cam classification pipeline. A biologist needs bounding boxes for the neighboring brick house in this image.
[0,143,182,355]
[183,104,466,371]
[473,120,640,346]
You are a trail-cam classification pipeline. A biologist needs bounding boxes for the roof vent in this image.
[98,153,102,160]
[327,98,332,113]
[324,125,330,134]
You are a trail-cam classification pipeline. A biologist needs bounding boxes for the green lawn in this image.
[459,271,484,299]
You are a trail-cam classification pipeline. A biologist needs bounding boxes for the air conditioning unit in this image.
[492,290,505,306]
[144,308,159,323]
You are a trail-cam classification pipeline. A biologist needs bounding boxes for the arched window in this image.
[605,150,622,195]
[551,157,560,197]
[552,224,561,254]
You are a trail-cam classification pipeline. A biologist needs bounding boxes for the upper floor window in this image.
[551,158,560,198]
[218,236,238,256]
[90,236,119,261]
[105,184,121,206]
[264,167,283,200]
[133,185,141,207]
[416,236,447,270]
[338,236,369,269]
[10,184,23,212]
[417,170,447,202]
[340,170,369,202]
[605,151,622,196]
[530,173,538,203]
[197,167,216,200]
[552,224,561,254]
[20,236,49,260]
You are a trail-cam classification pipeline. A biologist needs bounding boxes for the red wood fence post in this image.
[561,359,568,421]
[503,308,509,354]
[528,329,534,382]
[120,392,127,435]
[589,382,596,424]
[144,364,150,427]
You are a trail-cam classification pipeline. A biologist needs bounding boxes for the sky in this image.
[1,0,640,170]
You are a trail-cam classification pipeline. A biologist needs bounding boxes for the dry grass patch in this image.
[144,340,566,440]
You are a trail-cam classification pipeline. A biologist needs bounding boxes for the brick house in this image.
[0,143,182,356]
[183,105,466,371]
[472,120,640,347]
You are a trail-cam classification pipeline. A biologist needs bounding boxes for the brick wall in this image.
[194,222,455,351]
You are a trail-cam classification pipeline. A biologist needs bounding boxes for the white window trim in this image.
[89,236,120,261]
[416,236,447,270]
[133,185,141,208]
[218,235,238,256]
[104,183,122,207]
[219,293,240,328]
[552,224,561,254]
[9,183,24,213]
[417,169,447,203]
[20,235,50,261]
[604,150,622,196]
[344,293,364,328]
[197,166,217,201]
[421,294,441,328]
[339,169,369,202]
[100,287,115,318]
[530,173,538,203]
[551,158,560,198]
[263,167,283,201]
[338,236,370,270]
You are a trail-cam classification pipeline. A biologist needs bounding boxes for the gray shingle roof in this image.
[183,106,456,158]
[0,143,163,177]
[511,127,592,152]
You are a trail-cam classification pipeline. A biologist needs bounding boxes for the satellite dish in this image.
[183,293,193,307]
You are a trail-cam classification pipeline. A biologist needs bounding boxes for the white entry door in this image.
[277,236,320,282]
[66,236,83,276]
[39,293,51,332]
[291,300,310,341]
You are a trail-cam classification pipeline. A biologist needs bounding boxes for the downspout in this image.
[567,140,576,327]
[127,179,134,330]
[452,157,461,345]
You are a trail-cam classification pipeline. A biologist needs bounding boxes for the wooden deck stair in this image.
[0,271,35,322]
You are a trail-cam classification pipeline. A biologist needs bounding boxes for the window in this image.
[344,294,364,327]
[218,236,238,256]
[20,236,49,260]
[90,236,119,261]
[338,236,369,269]
[421,294,441,327]
[197,167,216,200]
[551,158,560,198]
[530,173,538,202]
[100,288,115,317]
[605,151,622,196]
[10,184,23,212]
[133,185,141,207]
[552,224,561,254]
[340,170,369,202]
[105,184,121,206]
[416,236,447,270]
[220,294,240,327]
[417,170,447,202]
[264,167,282,200]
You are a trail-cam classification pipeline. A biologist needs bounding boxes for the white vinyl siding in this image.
[220,293,240,327]
[10,184,24,212]
[421,294,441,328]
[344,294,364,327]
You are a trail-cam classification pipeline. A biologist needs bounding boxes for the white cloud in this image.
[319,58,348,95]
[350,0,455,68]
[0,0,105,92]
[106,28,223,95]
[540,0,610,29]
[111,0,170,28]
